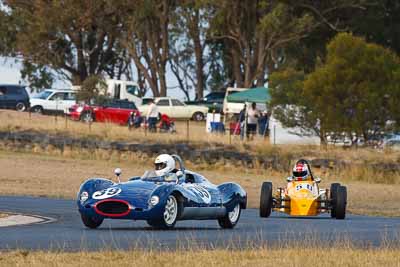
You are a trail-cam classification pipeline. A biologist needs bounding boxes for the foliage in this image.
[76,75,107,103]
[4,0,132,85]
[20,61,54,93]
[271,33,400,144]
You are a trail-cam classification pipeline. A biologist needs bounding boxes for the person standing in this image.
[146,98,159,132]
[238,104,247,140]
[247,102,259,139]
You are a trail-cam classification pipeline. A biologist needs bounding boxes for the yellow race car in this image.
[260,162,347,219]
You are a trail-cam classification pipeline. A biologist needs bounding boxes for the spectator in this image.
[247,102,259,139]
[238,104,247,140]
[146,98,159,132]
[258,110,269,137]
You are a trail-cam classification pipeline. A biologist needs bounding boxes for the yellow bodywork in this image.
[277,181,321,216]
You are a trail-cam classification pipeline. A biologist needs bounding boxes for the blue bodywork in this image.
[77,170,247,222]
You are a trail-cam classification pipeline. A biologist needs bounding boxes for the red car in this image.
[68,99,140,125]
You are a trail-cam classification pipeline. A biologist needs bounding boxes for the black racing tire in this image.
[147,194,181,229]
[15,102,26,112]
[81,111,94,123]
[334,186,347,220]
[260,182,273,218]
[80,213,103,229]
[218,202,241,229]
[192,112,205,121]
[330,183,341,218]
[31,106,44,114]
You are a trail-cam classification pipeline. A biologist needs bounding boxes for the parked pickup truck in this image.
[185,91,225,114]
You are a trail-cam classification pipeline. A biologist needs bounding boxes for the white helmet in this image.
[154,154,175,177]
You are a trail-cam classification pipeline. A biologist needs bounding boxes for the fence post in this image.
[273,125,276,145]
[186,120,189,143]
[229,121,232,145]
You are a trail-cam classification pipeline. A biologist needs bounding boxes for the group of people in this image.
[238,102,270,140]
[128,98,176,133]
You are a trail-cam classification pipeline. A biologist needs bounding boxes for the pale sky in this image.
[0,57,198,100]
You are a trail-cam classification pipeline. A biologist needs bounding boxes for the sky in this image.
[0,57,199,100]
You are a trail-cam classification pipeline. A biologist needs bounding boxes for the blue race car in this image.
[77,155,247,229]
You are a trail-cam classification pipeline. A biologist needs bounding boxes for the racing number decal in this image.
[92,187,122,200]
[295,184,313,192]
[186,185,212,204]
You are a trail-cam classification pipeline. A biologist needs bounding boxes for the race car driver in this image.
[154,154,176,179]
[288,159,314,182]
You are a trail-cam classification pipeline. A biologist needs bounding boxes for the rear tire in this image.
[334,186,347,219]
[218,203,241,229]
[15,102,26,112]
[260,182,273,218]
[81,213,103,229]
[192,112,205,121]
[330,183,340,218]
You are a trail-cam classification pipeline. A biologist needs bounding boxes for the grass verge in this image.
[0,246,399,267]
[0,150,399,217]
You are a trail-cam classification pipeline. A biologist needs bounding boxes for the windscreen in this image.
[141,170,177,182]
[34,90,52,100]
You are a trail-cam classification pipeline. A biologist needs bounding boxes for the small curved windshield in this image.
[33,90,52,100]
[141,170,177,182]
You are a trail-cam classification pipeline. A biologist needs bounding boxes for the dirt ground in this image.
[0,150,399,217]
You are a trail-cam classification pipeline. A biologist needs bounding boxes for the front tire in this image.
[218,203,241,229]
[81,111,94,123]
[192,112,205,121]
[147,195,180,229]
[334,186,347,219]
[330,183,340,218]
[31,106,44,114]
[81,213,103,229]
[260,182,273,218]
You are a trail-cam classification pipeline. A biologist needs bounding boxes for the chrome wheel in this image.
[81,112,93,123]
[228,203,240,223]
[192,112,204,121]
[163,195,178,226]
[15,102,26,112]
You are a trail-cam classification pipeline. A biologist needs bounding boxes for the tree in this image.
[169,1,210,100]
[124,0,174,97]
[4,0,132,85]
[271,33,400,144]
[208,0,367,88]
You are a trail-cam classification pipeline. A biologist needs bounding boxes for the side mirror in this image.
[315,177,321,183]
[286,177,293,182]
[176,170,184,178]
[114,168,122,183]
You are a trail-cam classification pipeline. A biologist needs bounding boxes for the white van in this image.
[222,87,249,114]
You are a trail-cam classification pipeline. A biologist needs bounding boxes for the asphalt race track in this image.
[0,196,399,251]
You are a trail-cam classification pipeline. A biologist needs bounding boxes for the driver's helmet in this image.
[154,154,175,177]
[292,160,311,181]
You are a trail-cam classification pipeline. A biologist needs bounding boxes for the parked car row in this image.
[0,84,30,111]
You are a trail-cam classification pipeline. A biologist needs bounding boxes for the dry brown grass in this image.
[0,110,255,146]
[0,246,399,267]
[0,150,399,216]
[0,213,8,219]
[2,110,400,165]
